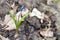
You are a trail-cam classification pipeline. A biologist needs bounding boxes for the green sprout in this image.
[7,8,30,32]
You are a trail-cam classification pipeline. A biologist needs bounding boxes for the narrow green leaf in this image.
[16,11,30,32]
[10,13,17,25]
[18,10,30,27]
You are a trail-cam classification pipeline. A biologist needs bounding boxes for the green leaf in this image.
[9,12,17,26]
[16,10,30,32]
